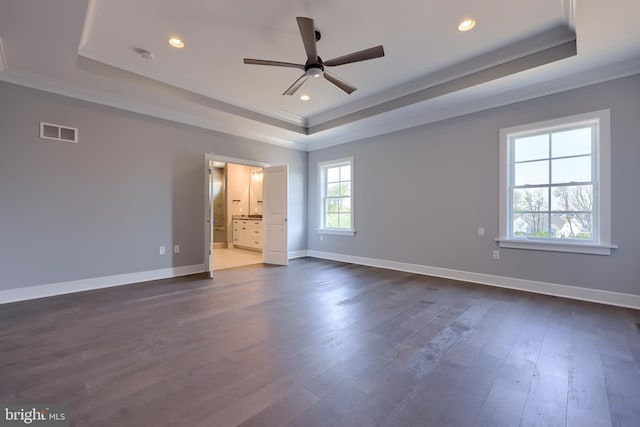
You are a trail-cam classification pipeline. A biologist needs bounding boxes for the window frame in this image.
[498,109,615,255]
[317,157,356,236]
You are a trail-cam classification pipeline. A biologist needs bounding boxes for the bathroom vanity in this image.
[232,218,263,251]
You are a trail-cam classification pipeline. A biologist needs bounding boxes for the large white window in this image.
[318,157,355,236]
[499,110,615,255]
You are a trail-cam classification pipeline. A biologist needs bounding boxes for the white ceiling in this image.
[1,0,639,151]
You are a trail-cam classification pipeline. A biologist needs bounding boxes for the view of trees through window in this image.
[511,126,594,240]
[324,163,352,229]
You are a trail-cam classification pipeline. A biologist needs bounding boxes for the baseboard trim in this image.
[288,250,308,260]
[0,264,206,304]
[306,250,640,310]
[4,252,638,309]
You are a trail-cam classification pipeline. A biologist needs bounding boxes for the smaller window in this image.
[318,157,355,236]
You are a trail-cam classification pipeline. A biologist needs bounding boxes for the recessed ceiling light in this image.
[300,94,311,101]
[458,19,476,32]
[169,37,185,48]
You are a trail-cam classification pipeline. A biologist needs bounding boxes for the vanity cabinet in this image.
[232,219,263,251]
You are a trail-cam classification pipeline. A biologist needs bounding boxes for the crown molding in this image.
[0,68,309,151]
[307,25,577,130]
[78,0,98,51]
[562,0,576,30]
[304,57,640,151]
[2,45,638,154]
[309,40,576,134]
[76,56,308,130]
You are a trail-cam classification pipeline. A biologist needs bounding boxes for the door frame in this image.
[204,154,271,275]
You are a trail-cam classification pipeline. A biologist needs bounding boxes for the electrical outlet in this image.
[478,227,485,236]
[159,246,166,255]
[174,245,180,254]
[320,235,324,241]
[492,250,500,260]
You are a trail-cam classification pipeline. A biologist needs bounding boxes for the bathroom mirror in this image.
[249,167,263,215]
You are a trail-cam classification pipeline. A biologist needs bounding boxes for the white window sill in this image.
[496,238,617,255]
[317,228,356,236]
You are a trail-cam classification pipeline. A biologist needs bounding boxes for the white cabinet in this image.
[232,219,263,251]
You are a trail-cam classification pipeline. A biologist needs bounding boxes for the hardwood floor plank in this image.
[567,303,614,427]
[519,299,572,427]
[238,386,319,427]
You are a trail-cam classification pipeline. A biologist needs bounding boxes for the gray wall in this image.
[0,82,307,290]
[308,74,640,296]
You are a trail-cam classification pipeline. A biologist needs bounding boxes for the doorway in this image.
[213,161,264,270]
[205,153,289,277]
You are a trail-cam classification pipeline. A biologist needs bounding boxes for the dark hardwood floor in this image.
[1,258,639,426]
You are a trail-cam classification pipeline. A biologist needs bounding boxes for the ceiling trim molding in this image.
[0,68,309,151]
[561,0,577,30]
[308,39,576,134]
[76,56,308,131]
[78,0,98,51]
[0,38,7,72]
[307,25,577,129]
[2,53,638,154]
[304,57,640,151]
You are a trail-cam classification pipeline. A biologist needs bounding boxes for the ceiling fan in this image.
[243,17,385,96]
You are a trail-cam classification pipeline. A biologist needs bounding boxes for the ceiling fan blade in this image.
[323,71,357,94]
[297,17,318,61]
[324,45,385,67]
[283,73,310,96]
[243,59,305,69]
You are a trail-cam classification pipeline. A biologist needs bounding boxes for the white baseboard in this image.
[4,252,638,310]
[306,250,640,310]
[288,250,308,260]
[0,264,206,304]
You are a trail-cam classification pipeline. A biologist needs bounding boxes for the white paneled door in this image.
[263,165,289,265]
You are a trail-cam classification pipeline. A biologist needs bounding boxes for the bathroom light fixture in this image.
[458,19,476,32]
[300,94,310,101]
[169,37,185,48]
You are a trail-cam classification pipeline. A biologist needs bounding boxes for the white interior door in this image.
[263,165,288,265]
[204,153,214,278]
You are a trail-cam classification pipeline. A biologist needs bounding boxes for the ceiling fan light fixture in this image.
[306,67,323,78]
[168,37,185,48]
[458,19,476,32]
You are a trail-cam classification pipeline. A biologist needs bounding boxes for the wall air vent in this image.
[40,122,78,143]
